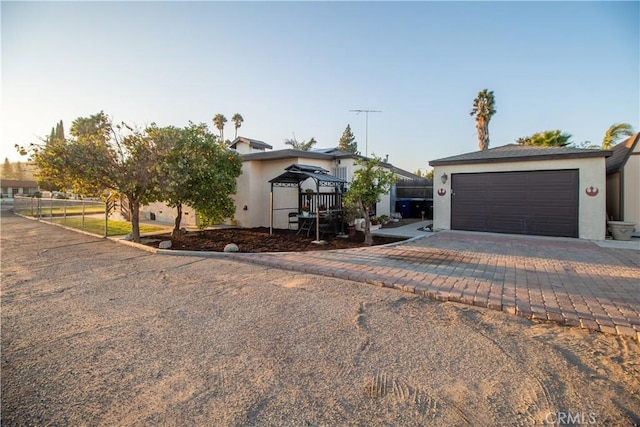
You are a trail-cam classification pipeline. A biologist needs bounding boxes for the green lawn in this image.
[16,206,105,216]
[48,217,166,236]
[51,206,106,214]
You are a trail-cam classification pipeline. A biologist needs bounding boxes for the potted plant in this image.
[370,216,382,231]
[607,220,636,241]
[301,205,310,217]
[342,199,360,236]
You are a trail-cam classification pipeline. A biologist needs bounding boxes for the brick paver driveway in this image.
[230,232,640,341]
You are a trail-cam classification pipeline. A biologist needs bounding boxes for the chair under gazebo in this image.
[268,164,347,243]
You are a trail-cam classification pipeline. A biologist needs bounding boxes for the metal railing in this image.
[13,195,110,236]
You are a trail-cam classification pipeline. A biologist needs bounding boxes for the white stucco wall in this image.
[376,192,391,217]
[234,158,338,229]
[433,157,607,240]
[140,201,199,226]
[623,146,640,227]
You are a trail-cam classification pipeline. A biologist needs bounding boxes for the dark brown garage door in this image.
[451,170,578,238]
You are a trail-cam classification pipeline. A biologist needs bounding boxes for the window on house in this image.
[333,166,348,182]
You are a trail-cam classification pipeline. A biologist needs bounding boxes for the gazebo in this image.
[268,164,347,242]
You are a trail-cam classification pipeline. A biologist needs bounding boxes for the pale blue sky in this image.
[2,1,638,173]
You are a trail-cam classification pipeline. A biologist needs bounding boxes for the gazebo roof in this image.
[269,164,347,188]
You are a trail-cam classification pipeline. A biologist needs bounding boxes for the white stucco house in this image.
[140,136,420,229]
[230,137,419,230]
[606,132,640,235]
[429,144,612,240]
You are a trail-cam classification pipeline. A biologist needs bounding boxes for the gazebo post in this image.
[337,184,346,237]
[315,181,320,242]
[269,183,274,235]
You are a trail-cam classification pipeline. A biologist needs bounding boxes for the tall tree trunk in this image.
[360,200,373,246]
[130,198,141,243]
[172,203,183,238]
[477,118,489,151]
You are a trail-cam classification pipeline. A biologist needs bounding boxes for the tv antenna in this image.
[349,109,381,157]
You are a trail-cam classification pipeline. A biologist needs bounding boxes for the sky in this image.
[1,1,638,174]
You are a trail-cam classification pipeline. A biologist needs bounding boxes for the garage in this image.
[429,144,611,240]
[451,170,578,237]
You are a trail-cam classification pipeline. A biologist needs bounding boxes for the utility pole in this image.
[349,109,381,157]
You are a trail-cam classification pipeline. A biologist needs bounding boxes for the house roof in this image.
[388,165,424,180]
[242,148,334,161]
[269,163,347,188]
[0,179,38,188]
[605,132,640,175]
[229,137,273,151]
[429,144,611,166]
[242,146,420,180]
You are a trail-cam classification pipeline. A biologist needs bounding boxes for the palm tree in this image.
[231,113,244,139]
[213,114,227,141]
[516,130,572,147]
[470,89,497,151]
[602,123,634,149]
[284,136,317,151]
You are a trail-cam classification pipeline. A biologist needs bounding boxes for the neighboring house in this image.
[429,144,611,240]
[140,136,420,229]
[0,180,39,198]
[606,133,639,235]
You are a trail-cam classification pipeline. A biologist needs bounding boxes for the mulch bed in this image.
[143,227,406,253]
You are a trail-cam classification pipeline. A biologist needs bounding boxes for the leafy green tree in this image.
[284,136,317,151]
[516,130,572,147]
[572,140,600,149]
[425,169,434,179]
[470,89,496,151]
[343,155,396,245]
[602,123,634,149]
[213,114,227,141]
[413,169,424,178]
[17,119,72,192]
[337,124,358,154]
[21,112,164,242]
[2,158,15,179]
[55,120,64,140]
[158,123,243,236]
[231,113,244,139]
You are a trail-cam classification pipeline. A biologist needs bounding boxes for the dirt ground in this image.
[144,227,406,253]
[2,209,640,426]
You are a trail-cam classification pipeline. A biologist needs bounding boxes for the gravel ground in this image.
[2,208,639,426]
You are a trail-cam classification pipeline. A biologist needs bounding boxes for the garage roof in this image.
[429,144,611,166]
[606,133,640,175]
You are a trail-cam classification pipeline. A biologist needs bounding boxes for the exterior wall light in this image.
[441,173,448,184]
